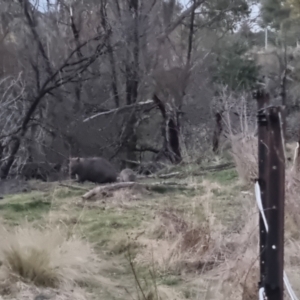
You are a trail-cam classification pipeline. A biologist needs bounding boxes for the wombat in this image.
[69,157,118,184]
[117,168,136,182]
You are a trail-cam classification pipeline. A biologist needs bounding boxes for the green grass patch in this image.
[79,207,146,248]
[0,200,51,213]
[207,168,238,184]
[0,191,52,224]
[183,288,198,299]
[160,275,181,286]
[53,187,85,199]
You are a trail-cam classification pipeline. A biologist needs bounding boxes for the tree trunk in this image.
[0,142,3,163]
[122,0,139,169]
[186,0,195,64]
[166,114,182,163]
[70,6,83,108]
[0,137,20,179]
[212,112,223,153]
[153,94,182,164]
[100,0,119,108]
[123,65,138,169]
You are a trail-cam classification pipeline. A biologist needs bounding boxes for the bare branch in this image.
[83,100,154,122]
[157,0,206,42]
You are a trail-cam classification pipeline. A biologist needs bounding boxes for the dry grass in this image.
[136,213,214,273]
[0,282,88,300]
[209,196,259,300]
[135,181,224,277]
[130,172,265,299]
[285,164,300,239]
[106,188,145,208]
[0,223,99,297]
[229,134,258,184]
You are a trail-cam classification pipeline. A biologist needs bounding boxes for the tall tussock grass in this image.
[0,223,99,293]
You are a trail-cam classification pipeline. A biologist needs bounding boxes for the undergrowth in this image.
[0,135,299,300]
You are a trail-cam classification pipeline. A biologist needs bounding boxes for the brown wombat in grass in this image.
[117,168,136,182]
[69,157,118,184]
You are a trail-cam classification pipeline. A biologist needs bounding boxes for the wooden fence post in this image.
[264,106,285,300]
[257,102,285,300]
[255,90,270,289]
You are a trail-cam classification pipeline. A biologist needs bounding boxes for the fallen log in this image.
[82,181,195,201]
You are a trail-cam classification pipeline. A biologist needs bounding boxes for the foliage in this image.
[211,40,260,91]
[260,0,300,47]
[200,0,251,30]
[260,0,291,29]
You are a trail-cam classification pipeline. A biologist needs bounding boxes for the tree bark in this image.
[1,137,21,179]
[212,112,223,153]
[122,0,140,169]
[0,141,3,159]
[186,0,196,64]
[70,4,83,107]
[100,0,119,108]
[153,94,182,164]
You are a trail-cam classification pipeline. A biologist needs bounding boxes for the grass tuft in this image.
[0,223,99,290]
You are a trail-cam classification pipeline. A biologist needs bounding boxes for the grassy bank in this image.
[0,162,298,300]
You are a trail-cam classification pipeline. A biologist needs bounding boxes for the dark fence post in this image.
[256,92,285,299]
[264,106,285,300]
[255,90,270,289]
